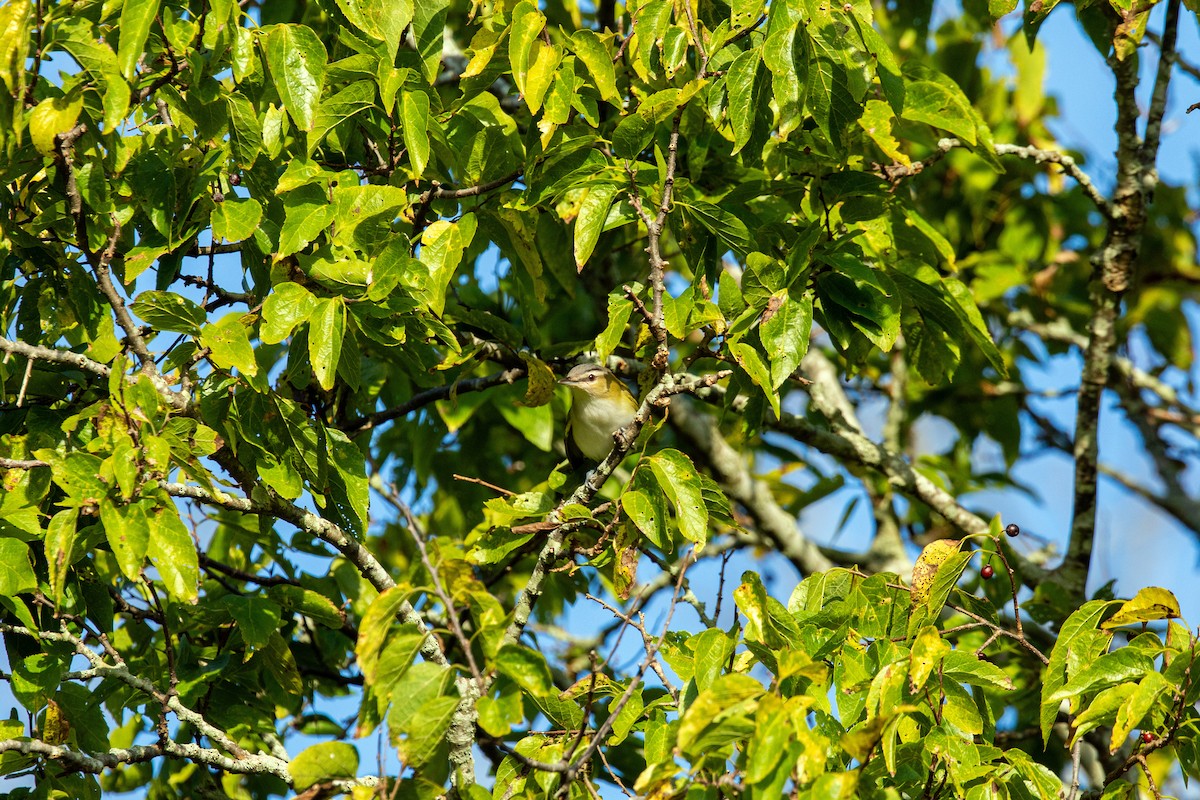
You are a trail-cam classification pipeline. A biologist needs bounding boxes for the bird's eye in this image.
[587,374,597,382]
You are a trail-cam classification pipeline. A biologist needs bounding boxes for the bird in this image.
[559,364,638,465]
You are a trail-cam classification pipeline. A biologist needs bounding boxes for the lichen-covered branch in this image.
[1062,2,1179,599]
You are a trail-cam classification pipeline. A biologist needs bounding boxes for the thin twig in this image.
[343,369,524,433]
[452,473,515,497]
[375,478,485,687]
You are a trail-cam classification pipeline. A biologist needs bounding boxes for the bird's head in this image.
[559,364,624,400]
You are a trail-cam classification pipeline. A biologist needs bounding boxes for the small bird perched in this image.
[559,364,638,464]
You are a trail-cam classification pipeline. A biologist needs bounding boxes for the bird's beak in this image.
[558,376,578,386]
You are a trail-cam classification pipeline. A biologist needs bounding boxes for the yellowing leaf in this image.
[518,353,555,407]
[1101,587,1181,629]
[29,93,82,156]
[909,538,960,605]
[201,313,259,377]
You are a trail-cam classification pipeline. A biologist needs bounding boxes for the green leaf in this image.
[201,313,258,377]
[680,200,752,257]
[325,425,369,535]
[394,696,458,767]
[574,184,617,270]
[647,449,709,545]
[131,291,207,335]
[632,0,671,82]
[417,214,476,316]
[942,276,1007,376]
[676,673,763,756]
[117,0,161,80]
[333,0,412,63]
[289,742,359,791]
[100,499,150,581]
[1051,649,1155,706]
[357,587,412,686]
[692,628,737,691]
[941,650,1014,690]
[496,645,556,697]
[806,30,860,149]
[402,90,431,177]
[308,297,345,391]
[763,20,808,138]
[147,505,199,603]
[223,595,281,648]
[902,80,976,144]
[263,24,327,131]
[55,21,130,133]
[990,0,1019,19]
[410,0,449,83]
[621,490,666,549]
[308,80,376,156]
[509,2,545,102]
[596,286,636,360]
[1112,671,1170,752]
[0,539,37,595]
[728,47,765,155]
[226,92,263,168]
[44,510,77,605]
[571,30,618,103]
[497,400,553,451]
[611,112,654,160]
[731,341,780,418]
[261,282,316,344]
[278,186,334,257]
[267,585,344,628]
[210,198,263,243]
[1041,600,1114,743]
[816,254,900,352]
[760,290,813,389]
[851,15,904,113]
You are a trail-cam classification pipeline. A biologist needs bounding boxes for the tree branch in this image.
[627,110,685,372]
[686,379,1049,583]
[1061,4,1178,597]
[342,368,524,434]
[669,400,837,576]
[53,126,155,372]
[164,478,448,670]
[0,335,111,378]
[880,138,1111,216]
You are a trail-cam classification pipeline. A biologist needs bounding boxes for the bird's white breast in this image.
[573,395,637,461]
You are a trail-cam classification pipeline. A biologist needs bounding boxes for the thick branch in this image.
[688,381,1048,583]
[164,479,448,669]
[0,335,111,378]
[1062,5,1178,597]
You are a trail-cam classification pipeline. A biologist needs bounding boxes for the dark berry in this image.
[229,173,241,186]
[1141,731,1154,744]
[981,565,995,579]
[1005,523,1020,538]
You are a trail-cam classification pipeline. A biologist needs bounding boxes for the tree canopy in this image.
[2,0,1200,798]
